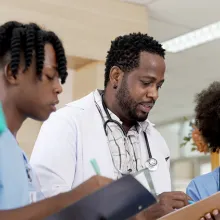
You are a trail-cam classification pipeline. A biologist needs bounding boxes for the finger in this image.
[212,210,220,220]
[159,192,188,206]
[161,191,188,200]
[187,194,192,201]
[98,176,113,184]
[171,191,189,206]
[203,213,214,220]
[170,200,185,209]
[92,175,113,185]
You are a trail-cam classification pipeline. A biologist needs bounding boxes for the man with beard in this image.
[30,33,190,219]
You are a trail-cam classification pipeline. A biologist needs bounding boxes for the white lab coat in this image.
[30,91,171,198]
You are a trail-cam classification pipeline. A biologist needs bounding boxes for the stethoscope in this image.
[94,92,158,175]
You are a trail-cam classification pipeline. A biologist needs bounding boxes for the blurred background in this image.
[4,0,219,192]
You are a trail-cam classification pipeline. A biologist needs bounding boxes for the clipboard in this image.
[45,175,156,220]
[159,191,220,220]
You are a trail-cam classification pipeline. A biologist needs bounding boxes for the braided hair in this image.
[0,21,67,84]
[104,32,165,88]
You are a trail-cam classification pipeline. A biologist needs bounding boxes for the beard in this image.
[115,77,149,122]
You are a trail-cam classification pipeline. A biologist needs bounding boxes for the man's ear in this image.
[4,63,20,85]
[109,66,124,89]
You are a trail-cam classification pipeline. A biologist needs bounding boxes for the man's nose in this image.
[146,86,159,101]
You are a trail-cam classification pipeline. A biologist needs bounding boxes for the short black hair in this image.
[0,21,67,84]
[104,32,165,87]
[195,81,220,152]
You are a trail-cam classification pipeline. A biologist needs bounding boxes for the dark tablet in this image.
[45,175,156,220]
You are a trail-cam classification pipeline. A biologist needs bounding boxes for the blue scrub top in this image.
[0,129,29,209]
[187,168,219,202]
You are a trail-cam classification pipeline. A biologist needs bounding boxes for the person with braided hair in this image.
[0,20,68,208]
[0,21,112,219]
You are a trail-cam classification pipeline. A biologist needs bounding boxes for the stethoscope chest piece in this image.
[145,158,158,171]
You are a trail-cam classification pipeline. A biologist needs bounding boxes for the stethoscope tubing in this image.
[94,92,158,174]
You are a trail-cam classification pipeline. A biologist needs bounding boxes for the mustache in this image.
[139,101,155,107]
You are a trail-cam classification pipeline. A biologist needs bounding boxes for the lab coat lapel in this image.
[77,93,115,179]
[146,128,171,194]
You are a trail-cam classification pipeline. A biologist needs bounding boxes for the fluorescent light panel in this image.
[162,21,220,53]
[121,0,151,5]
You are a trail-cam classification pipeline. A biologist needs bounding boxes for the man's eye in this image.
[157,85,162,89]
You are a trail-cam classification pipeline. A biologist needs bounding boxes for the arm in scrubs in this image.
[0,104,113,220]
[186,168,219,201]
[0,102,44,209]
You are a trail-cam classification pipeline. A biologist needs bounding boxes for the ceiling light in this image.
[162,21,220,53]
[121,0,151,5]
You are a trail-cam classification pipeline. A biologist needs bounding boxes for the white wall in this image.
[156,123,181,159]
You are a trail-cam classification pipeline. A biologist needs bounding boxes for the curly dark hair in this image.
[104,32,165,87]
[195,81,220,152]
[0,21,67,84]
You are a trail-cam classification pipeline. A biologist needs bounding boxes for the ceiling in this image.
[0,0,147,61]
[139,0,220,125]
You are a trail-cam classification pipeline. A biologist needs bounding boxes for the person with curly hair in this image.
[187,81,220,220]
[31,32,190,219]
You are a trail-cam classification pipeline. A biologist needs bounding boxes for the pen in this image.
[188,200,195,204]
[90,159,101,175]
